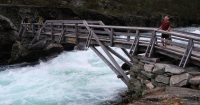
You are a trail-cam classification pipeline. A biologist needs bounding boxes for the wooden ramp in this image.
[19,20,200,86]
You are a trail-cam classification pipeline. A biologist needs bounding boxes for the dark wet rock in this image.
[29,39,47,50]
[45,43,63,51]
[8,41,64,64]
[0,15,18,64]
[141,71,155,79]
[62,43,75,51]
[155,75,170,85]
[74,43,86,50]
[122,63,131,71]
[170,73,191,87]
[8,41,29,63]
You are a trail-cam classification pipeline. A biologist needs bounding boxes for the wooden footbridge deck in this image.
[19,20,200,86]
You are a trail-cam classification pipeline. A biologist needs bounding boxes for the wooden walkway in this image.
[19,20,200,86]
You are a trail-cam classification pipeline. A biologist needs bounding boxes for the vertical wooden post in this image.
[145,31,156,57]
[110,28,114,46]
[127,30,131,41]
[51,22,53,41]
[149,31,156,57]
[183,39,194,68]
[59,23,65,43]
[75,23,79,44]
[130,30,140,55]
[32,23,35,35]
[179,39,194,68]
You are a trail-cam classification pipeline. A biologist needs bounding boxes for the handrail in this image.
[22,22,200,41]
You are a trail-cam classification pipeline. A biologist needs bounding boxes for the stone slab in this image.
[170,73,191,87]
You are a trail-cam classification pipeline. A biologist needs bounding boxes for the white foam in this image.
[0,48,126,105]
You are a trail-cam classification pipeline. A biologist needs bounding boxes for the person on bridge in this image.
[159,15,171,47]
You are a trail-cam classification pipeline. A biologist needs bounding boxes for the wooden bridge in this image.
[19,20,200,86]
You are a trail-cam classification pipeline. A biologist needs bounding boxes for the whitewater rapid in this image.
[0,48,126,105]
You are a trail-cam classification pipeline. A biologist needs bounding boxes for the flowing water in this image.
[0,28,199,105]
[0,48,126,105]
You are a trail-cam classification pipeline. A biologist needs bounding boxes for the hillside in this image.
[0,0,200,27]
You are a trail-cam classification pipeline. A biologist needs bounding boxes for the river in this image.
[0,27,199,105]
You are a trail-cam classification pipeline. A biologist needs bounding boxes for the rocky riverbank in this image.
[117,56,200,105]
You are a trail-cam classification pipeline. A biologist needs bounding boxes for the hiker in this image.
[159,15,171,47]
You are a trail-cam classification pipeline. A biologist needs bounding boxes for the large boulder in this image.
[0,15,18,64]
[165,64,185,75]
[9,41,29,63]
[170,73,191,87]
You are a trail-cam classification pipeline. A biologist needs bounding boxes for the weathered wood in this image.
[110,28,114,46]
[127,30,131,41]
[58,23,65,43]
[149,31,156,57]
[131,30,140,55]
[90,46,128,85]
[22,20,200,70]
[145,31,157,57]
[83,20,130,84]
[75,23,79,44]
[179,39,194,68]
[137,55,160,63]
[50,22,54,41]
[105,46,133,66]
[121,48,133,61]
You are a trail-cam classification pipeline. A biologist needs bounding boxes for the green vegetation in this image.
[0,0,199,26]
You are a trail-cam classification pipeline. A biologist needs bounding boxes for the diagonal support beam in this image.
[179,39,194,68]
[83,20,129,85]
[105,46,133,66]
[145,31,156,57]
[130,30,140,55]
[91,46,128,85]
[121,48,133,61]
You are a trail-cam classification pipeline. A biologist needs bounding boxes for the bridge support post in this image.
[75,23,79,45]
[91,46,129,85]
[145,31,156,57]
[105,46,133,66]
[51,22,54,41]
[179,39,194,68]
[130,30,140,56]
[84,20,129,86]
[21,25,27,38]
[127,30,131,41]
[58,23,65,43]
[121,48,133,61]
[110,28,114,46]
